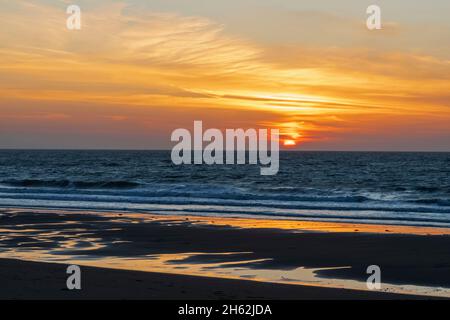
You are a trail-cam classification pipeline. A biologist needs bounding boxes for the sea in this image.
[0,150,449,228]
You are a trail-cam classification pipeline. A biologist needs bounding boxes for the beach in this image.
[0,258,428,300]
[0,207,449,299]
[2,0,450,306]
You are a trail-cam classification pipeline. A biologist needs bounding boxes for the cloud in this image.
[0,0,450,150]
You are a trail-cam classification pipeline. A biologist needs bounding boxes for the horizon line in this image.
[0,148,449,153]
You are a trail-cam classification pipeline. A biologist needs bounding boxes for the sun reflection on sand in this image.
[1,248,449,298]
[1,208,450,298]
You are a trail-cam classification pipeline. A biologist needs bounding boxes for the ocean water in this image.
[0,150,449,228]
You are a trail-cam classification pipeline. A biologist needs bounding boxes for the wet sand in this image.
[0,258,429,299]
[0,208,449,299]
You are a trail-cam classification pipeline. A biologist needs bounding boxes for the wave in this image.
[0,184,370,203]
[0,179,140,189]
[0,189,449,214]
[1,179,449,228]
[411,199,450,206]
[414,186,441,193]
[1,198,450,228]
[0,181,449,213]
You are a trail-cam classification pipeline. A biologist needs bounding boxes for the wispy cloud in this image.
[1,0,450,150]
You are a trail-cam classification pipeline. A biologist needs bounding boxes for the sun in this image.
[283,139,296,147]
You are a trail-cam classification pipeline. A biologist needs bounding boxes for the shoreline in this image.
[2,206,450,236]
[1,207,449,299]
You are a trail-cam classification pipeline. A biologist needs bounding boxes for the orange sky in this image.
[1,0,450,150]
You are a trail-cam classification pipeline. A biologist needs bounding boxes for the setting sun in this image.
[283,140,297,147]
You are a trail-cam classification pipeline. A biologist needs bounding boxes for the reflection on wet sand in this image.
[2,249,450,298]
[0,207,449,298]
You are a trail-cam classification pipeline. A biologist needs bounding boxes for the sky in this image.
[1,0,450,150]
